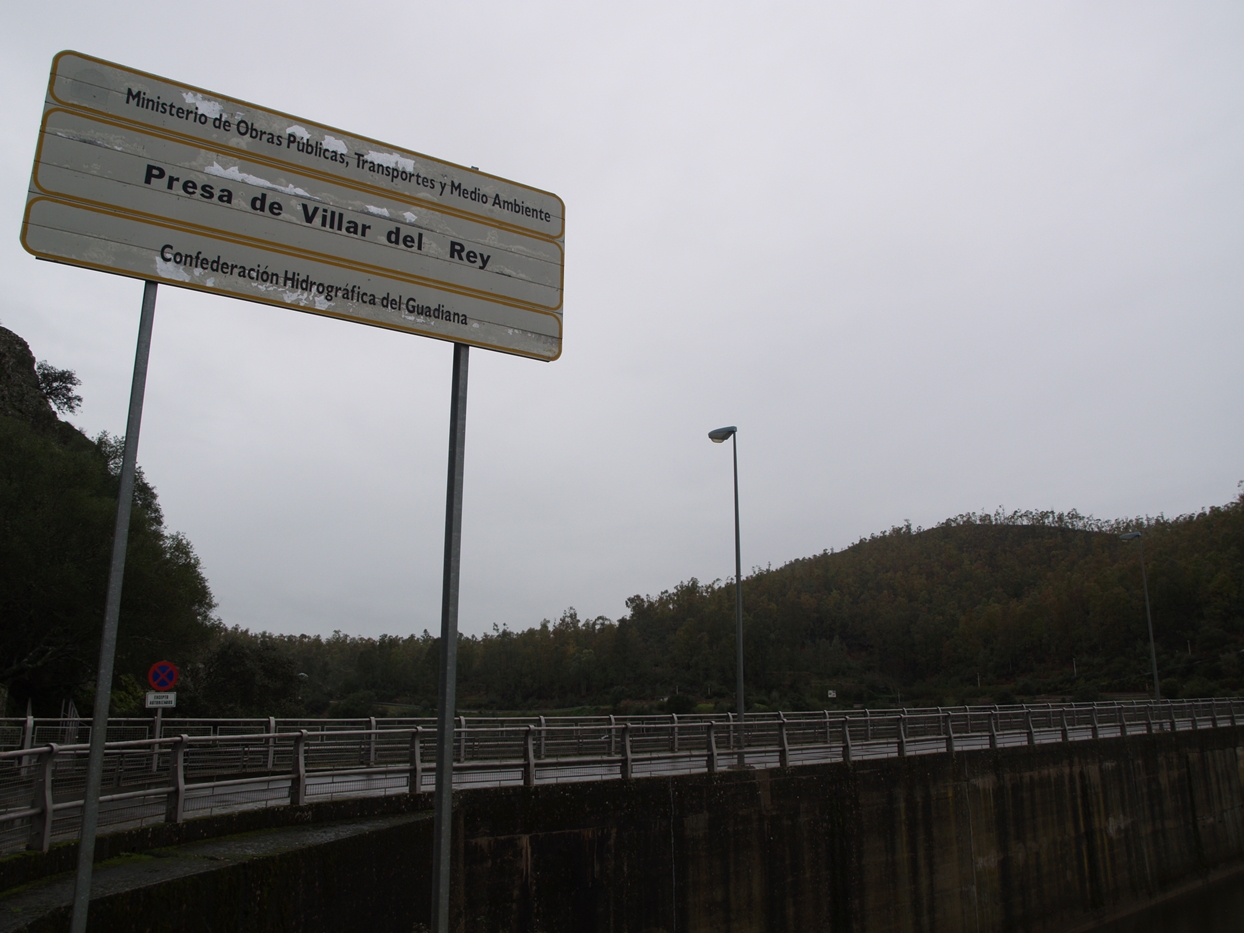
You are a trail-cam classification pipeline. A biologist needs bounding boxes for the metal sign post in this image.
[69,280,157,933]
[431,342,468,933]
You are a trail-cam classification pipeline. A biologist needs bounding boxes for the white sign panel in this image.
[22,52,565,361]
[145,691,177,708]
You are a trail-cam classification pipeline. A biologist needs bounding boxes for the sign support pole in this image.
[431,342,469,933]
[70,280,158,933]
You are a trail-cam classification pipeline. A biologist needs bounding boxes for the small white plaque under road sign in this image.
[145,692,176,709]
[21,52,565,361]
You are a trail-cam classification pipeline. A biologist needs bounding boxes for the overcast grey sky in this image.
[3,3,1241,640]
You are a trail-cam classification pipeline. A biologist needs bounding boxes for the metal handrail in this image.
[0,698,1237,857]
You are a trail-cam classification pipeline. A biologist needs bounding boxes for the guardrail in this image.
[0,699,1238,858]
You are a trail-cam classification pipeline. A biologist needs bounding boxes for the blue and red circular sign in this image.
[148,661,179,691]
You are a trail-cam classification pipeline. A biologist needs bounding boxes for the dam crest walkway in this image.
[0,697,1237,857]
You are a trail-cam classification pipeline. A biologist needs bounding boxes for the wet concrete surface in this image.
[1085,867,1244,933]
[0,811,430,933]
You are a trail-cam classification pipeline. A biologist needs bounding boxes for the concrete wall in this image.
[458,726,1244,932]
[13,726,1244,932]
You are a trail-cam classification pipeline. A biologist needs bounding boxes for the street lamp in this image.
[708,425,745,762]
[1120,532,1160,701]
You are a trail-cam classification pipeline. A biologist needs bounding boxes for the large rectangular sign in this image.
[22,52,564,361]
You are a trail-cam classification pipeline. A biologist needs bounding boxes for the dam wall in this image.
[9,726,1243,932]
[455,725,1244,932]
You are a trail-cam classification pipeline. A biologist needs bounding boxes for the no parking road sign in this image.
[148,660,178,691]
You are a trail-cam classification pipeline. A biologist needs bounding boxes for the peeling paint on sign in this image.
[21,51,565,361]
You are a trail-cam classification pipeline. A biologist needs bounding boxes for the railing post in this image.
[778,714,789,769]
[1060,709,1069,743]
[457,715,467,762]
[1026,709,1036,746]
[1145,705,1154,735]
[27,745,57,852]
[1210,701,1219,730]
[824,709,831,744]
[290,730,307,807]
[706,722,718,774]
[150,708,163,773]
[409,727,424,794]
[1231,702,1238,729]
[1169,703,1177,734]
[524,725,536,787]
[1091,705,1099,740]
[865,713,872,742]
[165,736,187,824]
[898,714,908,757]
[621,724,633,780]
[1190,703,1198,731]
[842,719,852,764]
[22,706,36,748]
[988,712,998,751]
[945,712,955,754]
[671,713,679,753]
[266,716,277,771]
[608,715,616,756]
[538,715,546,760]
[368,716,377,767]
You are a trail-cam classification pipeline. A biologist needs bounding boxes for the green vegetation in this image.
[2,324,1241,717]
[203,496,1240,716]
[0,326,218,715]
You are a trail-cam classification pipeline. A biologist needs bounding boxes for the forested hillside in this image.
[215,495,1239,717]
[3,324,1241,718]
[0,326,218,716]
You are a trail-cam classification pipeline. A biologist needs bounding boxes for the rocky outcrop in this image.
[0,326,57,433]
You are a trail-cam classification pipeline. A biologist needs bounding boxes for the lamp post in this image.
[1120,532,1160,701]
[708,426,745,764]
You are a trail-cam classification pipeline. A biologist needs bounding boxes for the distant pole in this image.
[708,425,744,766]
[1121,532,1160,701]
[732,433,743,731]
[431,343,469,933]
[70,280,158,933]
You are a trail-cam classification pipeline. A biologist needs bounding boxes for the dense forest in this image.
[2,325,1242,719]
[219,496,1242,718]
[0,326,217,717]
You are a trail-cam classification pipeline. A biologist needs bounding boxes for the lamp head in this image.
[708,426,737,444]
[1119,532,1142,541]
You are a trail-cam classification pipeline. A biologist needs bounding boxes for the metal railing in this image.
[0,698,1237,858]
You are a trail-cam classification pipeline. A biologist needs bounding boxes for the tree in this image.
[196,630,303,717]
[35,361,82,414]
